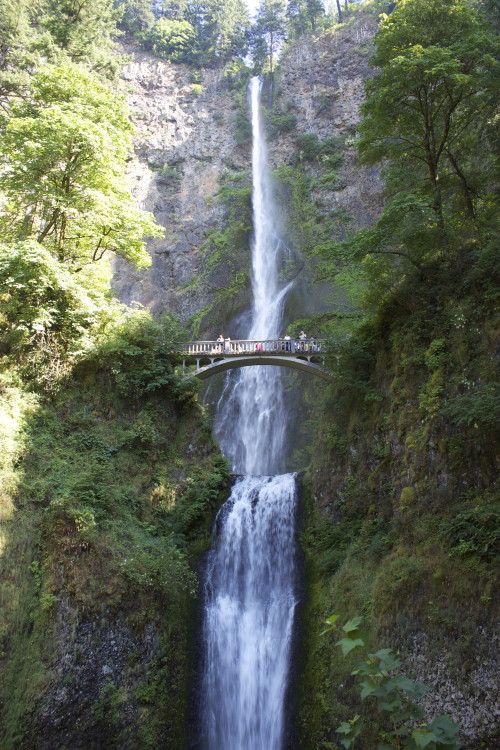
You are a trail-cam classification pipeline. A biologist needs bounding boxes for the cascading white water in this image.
[200,78,298,750]
[200,475,298,750]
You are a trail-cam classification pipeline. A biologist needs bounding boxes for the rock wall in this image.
[112,40,249,323]
[112,17,383,331]
[272,14,382,229]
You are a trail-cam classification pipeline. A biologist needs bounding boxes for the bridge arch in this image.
[190,355,334,383]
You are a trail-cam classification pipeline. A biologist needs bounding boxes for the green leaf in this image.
[320,614,340,635]
[336,637,365,656]
[370,648,401,671]
[412,728,438,747]
[342,616,363,633]
[336,722,354,736]
[336,715,364,749]
[360,679,378,699]
[429,714,461,744]
[389,675,430,698]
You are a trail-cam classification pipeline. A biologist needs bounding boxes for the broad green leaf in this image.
[412,728,438,747]
[342,616,363,633]
[360,679,378,699]
[336,722,354,735]
[336,637,364,656]
[429,714,461,743]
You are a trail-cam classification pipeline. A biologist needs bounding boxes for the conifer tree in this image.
[118,0,156,34]
[250,0,287,73]
[287,0,324,36]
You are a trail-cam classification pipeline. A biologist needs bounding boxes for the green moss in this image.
[399,486,417,510]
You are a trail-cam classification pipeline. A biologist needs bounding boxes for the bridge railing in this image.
[178,339,326,356]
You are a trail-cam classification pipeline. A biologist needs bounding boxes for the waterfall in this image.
[199,78,298,750]
[214,77,292,476]
[200,475,298,750]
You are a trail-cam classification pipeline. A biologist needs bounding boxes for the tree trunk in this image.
[429,165,444,229]
[336,0,343,23]
[57,212,67,261]
[447,150,476,219]
[37,209,60,244]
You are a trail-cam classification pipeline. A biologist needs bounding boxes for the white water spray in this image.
[200,78,298,750]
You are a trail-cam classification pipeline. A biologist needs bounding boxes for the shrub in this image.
[440,383,500,430]
[142,18,197,63]
[265,110,297,135]
[323,615,461,749]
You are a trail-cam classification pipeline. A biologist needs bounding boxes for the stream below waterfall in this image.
[197,77,300,750]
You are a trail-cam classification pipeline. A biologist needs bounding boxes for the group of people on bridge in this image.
[210,332,322,355]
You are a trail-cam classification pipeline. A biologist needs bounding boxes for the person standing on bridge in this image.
[283,333,291,352]
[216,334,224,353]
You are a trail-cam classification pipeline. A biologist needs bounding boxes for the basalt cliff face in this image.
[271,14,382,229]
[112,43,246,323]
[112,16,382,333]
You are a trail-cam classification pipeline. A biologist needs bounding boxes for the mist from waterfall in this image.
[199,78,298,750]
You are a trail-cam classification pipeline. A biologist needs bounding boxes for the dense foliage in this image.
[0,1,167,386]
[319,0,499,302]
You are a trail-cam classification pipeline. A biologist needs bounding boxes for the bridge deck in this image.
[178,338,325,357]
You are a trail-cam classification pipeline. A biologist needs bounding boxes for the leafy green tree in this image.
[204,0,250,60]
[0,240,118,359]
[143,16,197,60]
[319,0,499,304]
[183,0,250,64]
[117,0,156,33]
[141,0,250,65]
[42,0,122,76]
[359,0,499,227]
[156,0,189,19]
[0,63,162,269]
[0,0,40,110]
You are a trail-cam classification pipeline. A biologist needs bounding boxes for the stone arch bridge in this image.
[178,339,335,383]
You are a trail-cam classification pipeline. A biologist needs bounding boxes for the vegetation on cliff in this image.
[0,313,229,748]
[295,2,499,748]
[0,3,228,747]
